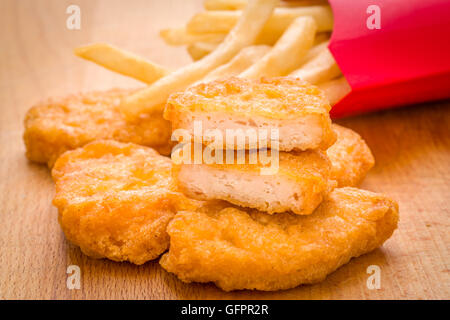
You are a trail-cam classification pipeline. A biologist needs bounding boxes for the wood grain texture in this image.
[0,0,449,300]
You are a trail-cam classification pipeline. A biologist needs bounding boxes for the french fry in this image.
[290,47,341,84]
[281,0,329,6]
[187,6,333,40]
[74,43,169,84]
[302,39,329,62]
[318,77,351,105]
[291,34,330,68]
[241,16,316,79]
[204,0,248,10]
[204,0,328,10]
[120,0,278,119]
[160,27,226,46]
[163,28,328,47]
[202,45,271,81]
[187,42,218,61]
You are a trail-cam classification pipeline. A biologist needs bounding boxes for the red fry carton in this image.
[327,0,450,117]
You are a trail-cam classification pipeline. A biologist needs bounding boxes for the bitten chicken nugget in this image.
[24,88,172,167]
[328,124,375,187]
[173,147,335,215]
[160,187,398,291]
[164,77,336,151]
[52,140,197,265]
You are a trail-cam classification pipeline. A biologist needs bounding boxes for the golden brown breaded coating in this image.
[24,88,172,167]
[328,124,375,187]
[160,187,398,291]
[164,77,336,151]
[52,140,197,265]
[173,146,335,215]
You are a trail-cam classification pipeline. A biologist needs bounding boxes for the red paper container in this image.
[327,0,450,117]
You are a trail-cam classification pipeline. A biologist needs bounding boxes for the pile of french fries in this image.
[75,0,350,120]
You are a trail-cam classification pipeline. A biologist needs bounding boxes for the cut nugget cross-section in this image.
[173,145,335,215]
[164,77,336,151]
[51,140,198,265]
[160,187,399,291]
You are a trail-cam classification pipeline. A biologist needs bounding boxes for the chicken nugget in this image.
[24,88,172,167]
[173,146,335,215]
[160,187,398,291]
[52,140,196,265]
[328,124,375,187]
[164,77,336,151]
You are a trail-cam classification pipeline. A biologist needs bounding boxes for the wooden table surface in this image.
[0,0,449,300]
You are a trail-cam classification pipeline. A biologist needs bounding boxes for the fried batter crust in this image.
[328,124,375,187]
[24,88,172,167]
[160,187,398,291]
[52,140,196,265]
[166,77,331,118]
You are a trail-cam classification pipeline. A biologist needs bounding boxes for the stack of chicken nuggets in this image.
[23,76,398,292]
[161,77,399,291]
